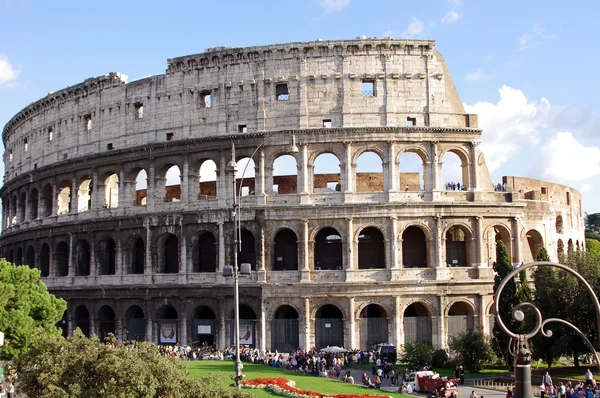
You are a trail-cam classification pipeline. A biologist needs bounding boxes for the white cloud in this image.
[382,30,396,38]
[402,17,424,38]
[316,0,350,13]
[582,184,593,193]
[517,24,556,51]
[465,68,490,82]
[441,10,460,24]
[464,85,554,171]
[0,54,20,84]
[539,132,600,181]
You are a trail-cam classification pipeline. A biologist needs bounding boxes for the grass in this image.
[349,363,508,379]
[186,360,410,398]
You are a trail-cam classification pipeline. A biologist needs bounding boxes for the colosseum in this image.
[0,38,586,352]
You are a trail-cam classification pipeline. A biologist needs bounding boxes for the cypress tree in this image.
[492,240,517,365]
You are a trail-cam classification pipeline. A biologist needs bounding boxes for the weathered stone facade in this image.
[0,39,586,352]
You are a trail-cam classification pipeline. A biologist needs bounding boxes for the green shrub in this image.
[402,341,434,368]
[431,348,449,368]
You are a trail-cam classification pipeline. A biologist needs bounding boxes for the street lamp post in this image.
[225,135,298,389]
[494,261,600,398]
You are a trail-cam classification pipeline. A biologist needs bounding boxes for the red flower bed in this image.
[241,377,391,398]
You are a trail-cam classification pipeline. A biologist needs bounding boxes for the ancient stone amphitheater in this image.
[0,38,586,352]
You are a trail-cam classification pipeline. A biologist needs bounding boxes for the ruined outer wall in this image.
[2,39,474,182]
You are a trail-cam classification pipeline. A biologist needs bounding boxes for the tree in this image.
[0,259,67,359]
[401,341,434,368]
[492,240,518,364]
[16,330,251,398]
[586,238,600,256]
[449,330,495,372]
[585,213,600,240]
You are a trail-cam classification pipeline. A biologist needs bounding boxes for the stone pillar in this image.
[89,240,97,277]
[478,294,487,335]
[430,141,441,192]
[145,306,153,342]
[217,220,225,273]
[146,163,156,209]
[434,215,444,268]
[260,298,267,353]
[118,169,126,209]
[390,217,399,269]
[68,233,75,277]
[386,141,397,193]
[51,180,59,216]
[470,141,480,191]
[115,238,123,276]
[257,149,267,205]
[115,301,123,341]
[512,217,522,266]
[180,313,188,345]
[304,298,311,349]
[299,144,310,203]
[70,176,78,215]
[394,296,403,347]
[145,218,152,274]
[91,171,100,209]
[258,226,266,282]
[343,142,354,201]
[218,305,226,350]
[348,297,356,349]
[438,295,446,349]
[301,219,310,282]
[345,218,354,281]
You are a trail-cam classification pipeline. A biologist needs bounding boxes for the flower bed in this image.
[241,377,392,398]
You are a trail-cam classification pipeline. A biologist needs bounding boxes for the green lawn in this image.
[348,364,508,379]
[186,360,410,398]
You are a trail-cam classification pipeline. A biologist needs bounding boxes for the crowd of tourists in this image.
[539,370,600,398]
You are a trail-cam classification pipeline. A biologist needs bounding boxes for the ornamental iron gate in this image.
[404,316,432,344]
[271,319,299,353]
[316,318,344,348]
[126,318,145,341]
[447,315,474,340]
[360,317,388,350]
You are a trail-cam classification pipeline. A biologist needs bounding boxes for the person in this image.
[469,390,478,398]
[375,374,382,389]
[4,383,12,398]
[540,383,547,398]
[586,369,594,386]
[459,366,465,385]
[507,385,514,398]
[407,383,414,394]
[347,374,354,384]
[543,371,553,387]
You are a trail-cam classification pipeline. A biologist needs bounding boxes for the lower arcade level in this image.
[56,284,495,352]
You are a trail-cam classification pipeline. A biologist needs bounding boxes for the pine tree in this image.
[492,240,517,365]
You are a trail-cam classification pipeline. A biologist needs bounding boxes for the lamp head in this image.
[287,135,299,154]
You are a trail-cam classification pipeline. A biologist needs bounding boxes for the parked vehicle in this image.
[374,343,397,363]
[405,371,460,397]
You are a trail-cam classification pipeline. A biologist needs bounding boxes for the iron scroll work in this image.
[494,261,600,398]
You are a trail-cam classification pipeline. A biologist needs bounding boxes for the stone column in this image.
[469,141,480,191]
[217,220,225,273]
[301,219,310,282]
[438,295,446,349]
[260,298,267,353]
[299,144,310,203]
[70,176,78,215]
[348,297,356,349]
[394,296,403,347]
[115,238,123,276]
[258,226,266,282]
[146,164,156,209]
[218,305,226,350]
[115,301,123,341]
[386,141,397,194]
[478,294,487,335]
[345,218,354,281]
[180,313,188,345]
[179,217,186,275]
[91,170,100,209]
[257,149,267,205]
[430,141,441,192]
[434,215,444,268]
[343,142,354,201]
[512,217,522,266]
[68,233,75,276]
[390,217,399,269]
[304,298,311,349]
[118,169,127,209]
[145,218,152,275]
[145,305,153,342]
[51,180,59,216]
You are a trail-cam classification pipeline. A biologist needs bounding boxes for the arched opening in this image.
[75,240,91,276]
[199,160,217,199]
[57,181,71,215]
[272,305,299,353]
[239,229,256,270]
[567,239,574,253]
[576,240,580,251]
[192,232,217,272]
[525,229,543,263]
[73,305,90,337]
[355,151,383,193]
[442,150,468,191]
[127,237,145,274]
[97,238,116,275]
[25,245,35,269]
[135,169,148,206]
[125,305,145,341]
[273,229,298,271]
[97,305,116,341]
[447,301,474,341]
[10,196,16,225]
[235,157,256,197]
[57,311,68,337]
[104,173,119,208]
[313,153,340,193]
[402,226,428,268]
[157,305,178,345]
[489,225,511,264]
[55,241,69,276]
[272,155,298,194]
[557,239,564,261]
[359,304,388,350]
[77,177,93,212]
[160,234,179,273]
[19,192,26,221]
[16,247,23,265]
[556,215,564,234]
[399,151,425,191]
[40,243,50,277]
[232,305,257,347]
[192,306,216,347]
[42,184,53,217]
[165,165,181,202]
[7,249,13,263]
[30,189,38,220]
[404,302,432,344]
[315,304,344,348]
[314,227,343,270]
[358,227,385,269]
[446,226,471,267]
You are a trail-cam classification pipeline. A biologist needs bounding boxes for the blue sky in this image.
[1,0,599,213]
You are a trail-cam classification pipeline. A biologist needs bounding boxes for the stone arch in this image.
[125,305,145,341]
[42,183,53,217]
[156,304,179,345]
[359,304,388,350]
[445,224,473,267]
[357,226,385,269]
[314,227,343,270]
[272,305,300,353]
[398,147,428,191]
[25,245,35,269]
[191,305,217,346]
[16,247,23,265]
[199,159,218,199]
[402,225,429,268]
[235,157,256,197]
[57,180,71,215]
[40,243,50,277]
[77,176,93,212]
[312,152,341,192]
[576,240,580,251]
[232,304,257,347]
[567,238,574,253]
[556,215,564,234]
[29,188,38,220]
[272,154,298,194]
[403,301,432,344]
[273,228,298,271]
[97,305,116,340]
[132,168,148,206]
[557,239,564,260]
[75,239,91,276]
[55,241,69,276]
[441,147,470,191]
[239,228,256,270]
[157,233,179,273]
[191,231,217,272]
[19,191,26,222]
[73,305,90,337]
[524,229,543,263]
[315,304,344,348]
[355,151,383,193]
[485,224,512,264]
[97,236,116,275]
[164,164,182,202]
[447,300,475,341]
[104,173,119,208]
[125,236,145,274]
